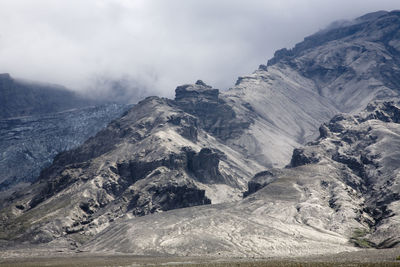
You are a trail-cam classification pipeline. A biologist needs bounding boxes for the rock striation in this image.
[85,100,400,257]
[0,86,264,243]
[0,104,130,192]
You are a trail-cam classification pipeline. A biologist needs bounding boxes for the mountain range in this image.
[0,74,130,193]
[1,10,400,258]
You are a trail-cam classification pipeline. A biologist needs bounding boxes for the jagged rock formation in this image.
[84,100,400,257]
[266,10,400,112]
[224,10,400,167]
[1,10,400,258]
[0,104,130,192]
[242,169,280,197]
[0,85,265,243]
[0,73,131,193]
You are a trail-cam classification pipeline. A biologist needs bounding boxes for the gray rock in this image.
[84,100,400,257]
[175,82,251,141]
[243,169,280,197]
[288,148,321,167]
[0,104,130,192]
[2,10,400,258]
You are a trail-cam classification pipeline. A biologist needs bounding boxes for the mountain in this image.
[225,10,400,167]
[0,73,131,193]
[0,104,130,192]
[0,73,96,119]
[1,10,400,257]
[0,82,266,243]
[84,100,400,257]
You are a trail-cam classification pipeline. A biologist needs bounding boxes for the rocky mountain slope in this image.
[0,10,400,257]
[0,82,266,244]
[0,73,131,193]
[0,104,130,192]
[84,100,400,257]
[225,10,400,167]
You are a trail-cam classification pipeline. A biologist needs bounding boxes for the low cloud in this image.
[0,0,398,103]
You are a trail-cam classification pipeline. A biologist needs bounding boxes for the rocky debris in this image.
[167,113,199,141]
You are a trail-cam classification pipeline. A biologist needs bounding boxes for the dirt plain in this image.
[1,247,400,267]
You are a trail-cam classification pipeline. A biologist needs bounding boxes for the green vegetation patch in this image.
[350,228,375,248]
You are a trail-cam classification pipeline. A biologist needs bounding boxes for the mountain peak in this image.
[267,10,400,67]
[195,80,210,87]
[174,81,218,102]
[354,10,389,23]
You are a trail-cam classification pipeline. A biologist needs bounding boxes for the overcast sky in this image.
[0,0,399,102]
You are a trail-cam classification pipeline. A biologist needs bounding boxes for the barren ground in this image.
[1,247,400,267]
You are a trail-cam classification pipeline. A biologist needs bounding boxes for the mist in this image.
[0,0,399,103]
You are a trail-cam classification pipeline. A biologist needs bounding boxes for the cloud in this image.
[0,0,398,102]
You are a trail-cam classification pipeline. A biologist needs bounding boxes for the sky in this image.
[0,0,399,102]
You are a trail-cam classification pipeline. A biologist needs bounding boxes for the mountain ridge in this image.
[84,100,400,256]
[0,73,99,119]
[1,10,400,258]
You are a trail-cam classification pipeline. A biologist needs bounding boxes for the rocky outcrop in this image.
[175,80,251,140]
[285,100,400,248]
[265,11,400,112]
[127,177,211,216]
[243,169,280,197]
[185,147,226,184]
[0,90,262,244]
[85,99,400,257]
[2,10,400,258]
[288,148,321,167]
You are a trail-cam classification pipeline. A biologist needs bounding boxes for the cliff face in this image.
[1,10,400,258]
[0,73,131,193]
[0,104,130,191]
[0,84,264,243]
[266,10,400,112]
[224,10,400,168]
[85,100,400,257]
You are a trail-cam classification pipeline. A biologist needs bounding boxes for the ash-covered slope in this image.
[266,10,400,112]
[0,83,265,243]
[1,10,400,254]
[85,100,400,257]
[224,10,400,167]
[0,104,130,191]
